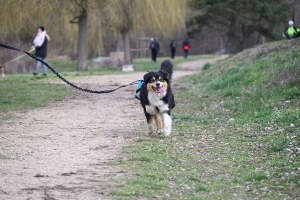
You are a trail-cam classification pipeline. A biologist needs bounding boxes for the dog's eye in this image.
[149,80,155,83]
[159,79,165,82]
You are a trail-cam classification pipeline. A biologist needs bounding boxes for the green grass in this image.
[0,75,73,112]
[1,43,299,199]
[111,41,300,199]
[48,55,213,76]
[49,60,123,76]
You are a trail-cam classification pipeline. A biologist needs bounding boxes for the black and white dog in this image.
[139,60,175,136]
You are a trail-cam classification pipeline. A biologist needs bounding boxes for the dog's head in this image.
[143,70,170,95]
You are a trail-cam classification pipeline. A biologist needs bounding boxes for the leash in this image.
[0,43,139,94]
[0,49,34,67]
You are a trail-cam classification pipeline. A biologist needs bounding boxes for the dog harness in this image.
[135,80,144,100]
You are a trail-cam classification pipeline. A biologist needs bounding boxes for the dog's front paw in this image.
[157,129,163,135]
[146,105,157,115]
[163,127,171,137]
[147,124,154,136]
[158,104,169,113]
[162,113,172,137]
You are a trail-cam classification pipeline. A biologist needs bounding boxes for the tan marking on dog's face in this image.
[146,76,168,94]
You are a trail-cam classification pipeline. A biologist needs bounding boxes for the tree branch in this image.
[69,16,79,24]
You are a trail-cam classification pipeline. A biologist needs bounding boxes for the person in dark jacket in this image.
[32,26,50,76]
[284,20,300,39]
[169,40,176,59]
[182,38,190,58]
[149,38,160,62]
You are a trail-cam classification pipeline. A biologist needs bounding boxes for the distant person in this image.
[182,38,190,58]
[284,20,300,39]
[32,26,50,76]
[169,40,176,59]
[149,38,160,62]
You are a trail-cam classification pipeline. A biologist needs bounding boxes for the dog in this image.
[139,60,175,136]
[0,65,4,77]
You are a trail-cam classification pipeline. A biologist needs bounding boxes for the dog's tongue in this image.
[158,87,164,94]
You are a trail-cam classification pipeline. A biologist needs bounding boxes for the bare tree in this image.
[68,0,89,70]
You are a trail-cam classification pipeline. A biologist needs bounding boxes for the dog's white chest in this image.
[146,93,169,115]
[148,93,165,106]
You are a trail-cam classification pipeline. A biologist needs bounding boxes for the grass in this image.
[0,74,75,125]
[49,60,123,76]
[48,55,213,75]
[1,44,299,199]
[110,40,300,199]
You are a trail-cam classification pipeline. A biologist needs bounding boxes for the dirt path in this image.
[0,55,228,199]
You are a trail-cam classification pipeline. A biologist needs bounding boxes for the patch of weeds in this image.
[188,176,200,182]
[173,114,193,121]
[110,176,169,199]
[244,172,268,182]
[117,159,127,164]
[272,108,300,127]
[222,89,233,97]
[268,137,289,152]
[256,52,263,59]
[271,65,300,86]
[136,138,151,143]
[138,155,151,162]
[196,184,207,192]
[202,62,211,70]
[0,153,8,159]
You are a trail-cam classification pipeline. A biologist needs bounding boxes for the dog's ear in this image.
[143,72,150,82]
[161,70,170,81]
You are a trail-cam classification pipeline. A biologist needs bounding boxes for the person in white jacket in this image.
[32,26,50,76]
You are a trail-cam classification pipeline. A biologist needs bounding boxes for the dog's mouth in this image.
[152,86,164,94]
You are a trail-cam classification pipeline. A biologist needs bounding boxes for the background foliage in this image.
[0,0,299,72]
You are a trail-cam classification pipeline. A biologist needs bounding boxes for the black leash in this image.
[0,43,139,94]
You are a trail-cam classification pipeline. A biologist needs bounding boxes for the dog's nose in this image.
[156,82,160,87]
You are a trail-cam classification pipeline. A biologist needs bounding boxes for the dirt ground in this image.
[0,55,228,200]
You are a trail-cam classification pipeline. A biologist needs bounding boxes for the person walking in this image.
[32,26,50,76]
[182,38,190,58]
[169,40,176,59]
[284,20,300,39]
[149,38,160,62]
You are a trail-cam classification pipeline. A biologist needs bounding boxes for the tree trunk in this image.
[291,0,296,22]
[225,18,236,54]
[76,4,88,70]
[256,32,261,45]
[121,29,131,64]
[116,35,124,52]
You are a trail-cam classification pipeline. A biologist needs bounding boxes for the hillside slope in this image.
[173,38,300,198]
[111,40,299,199]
